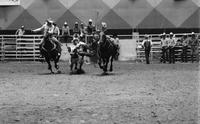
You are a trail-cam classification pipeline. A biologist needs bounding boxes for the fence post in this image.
[150,35,153,62]
[16,35,18,61]
[2,35,4,61]
[33,36,35,62]
[0,36,3,61]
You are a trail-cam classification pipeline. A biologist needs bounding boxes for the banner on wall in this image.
[0,0,20,6]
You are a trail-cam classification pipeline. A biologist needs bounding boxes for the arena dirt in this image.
[0,61,199,124]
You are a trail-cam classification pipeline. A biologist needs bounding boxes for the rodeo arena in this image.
[0,0,199,124]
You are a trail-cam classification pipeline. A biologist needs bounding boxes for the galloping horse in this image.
[91,32,118,73]
[41,35,62,73]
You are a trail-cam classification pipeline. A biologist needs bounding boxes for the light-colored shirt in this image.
[161,38,168,47]
[80,27,86,37]
[53,26,60,36]
[15,29,25,36]
[33,23,54,37]
[168,37,176,47]
[182,38,189,46]
[62,26,70,35]
[111,37,119,45]
[70,41,87,54]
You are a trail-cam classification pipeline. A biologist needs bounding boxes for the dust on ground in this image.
[0,61,199,124]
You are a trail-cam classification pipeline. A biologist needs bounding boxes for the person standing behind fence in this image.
[62,22,70,43]
[86,19,96,44]
[168,32,176,64]
[15,26,25,36]
[181,34,189,62]
[53,23,60,39]
[80,23,86,42]
[189,32,199,63]
[160,33,168,63]
[142,35,152,64]
[73,22,80,37]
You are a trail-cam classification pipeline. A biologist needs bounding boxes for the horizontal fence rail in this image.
[0,33,199,62]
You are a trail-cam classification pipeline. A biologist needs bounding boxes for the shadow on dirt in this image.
[37,71,63,75]
[94,72,121,77]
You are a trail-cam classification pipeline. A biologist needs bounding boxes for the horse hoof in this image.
[109,69,113,72]
[57,70,61,74]
[77,69,85,74]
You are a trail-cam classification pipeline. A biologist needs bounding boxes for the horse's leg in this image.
[79,56,84,70]
[75,62,78,70]
[54,53,61,73]
[103,58,108,72]
[109,56,114,72]
[46,58,53,73]
[70,62,73,73]
[98,58,103,69]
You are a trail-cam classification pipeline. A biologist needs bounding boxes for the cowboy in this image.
[73,22,80,37]
[160,32,168,63]
[99,22,107,44]
[86,19,95,35]
[80,22,86,42]
[168,32,176,64]
[32,18,61,57]
[189,32,199,63]
[62,21,70,43]
[86,19,96,44]
[53,22,60,39]
[181,34,189,62]
[142,35,152,64]
[15,25,25,36]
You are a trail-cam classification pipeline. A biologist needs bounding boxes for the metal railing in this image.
[0,33,199,62]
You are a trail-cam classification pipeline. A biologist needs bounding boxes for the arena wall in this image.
[0,0,199,30]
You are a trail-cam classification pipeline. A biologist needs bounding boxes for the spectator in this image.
[62,22,70,43]
[53,23,60,39]
[86,19,95,35]
[142,35,152,64]
[189,32,199,63]
[160,33,168,63]
[168,32,176,64]
[15,25,25,36]
[73,22,80,37]
[80,22,86,42]
[181,34,189,62]
[86,19,96,44]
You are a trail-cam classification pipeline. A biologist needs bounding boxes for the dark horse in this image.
[91,32,118,73]
[41,35,62,73]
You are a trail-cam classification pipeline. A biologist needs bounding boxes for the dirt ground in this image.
[0,61,199,124]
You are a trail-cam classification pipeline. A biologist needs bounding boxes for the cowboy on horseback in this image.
[32,18,62,58]
[99,22,107,44]
[95,22,118,73]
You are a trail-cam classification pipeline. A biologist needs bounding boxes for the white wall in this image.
[118,39,137,61]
